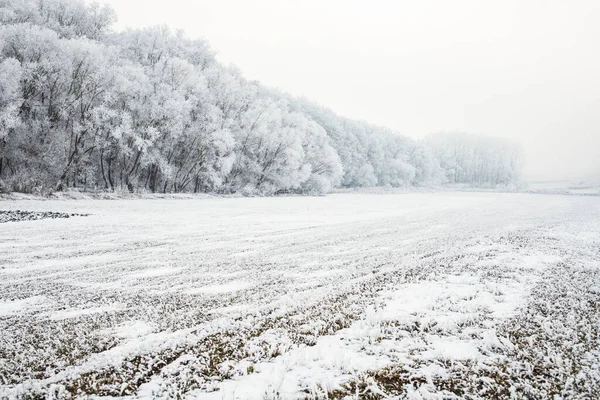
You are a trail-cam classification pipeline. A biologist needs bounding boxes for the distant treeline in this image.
[0,0,523,194]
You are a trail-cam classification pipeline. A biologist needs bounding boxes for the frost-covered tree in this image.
[0,58,21,181]
[0,0,522,194]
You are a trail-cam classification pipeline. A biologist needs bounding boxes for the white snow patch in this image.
[128,266,183,279]
[0,296,46,317]
[115,320,154,339]
[184,281,253,295]
[423,337,481,360]
[521,254,562,269]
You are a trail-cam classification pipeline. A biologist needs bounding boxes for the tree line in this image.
[0,0,523,194]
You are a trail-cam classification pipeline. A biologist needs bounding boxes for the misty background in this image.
[102,0,600,181]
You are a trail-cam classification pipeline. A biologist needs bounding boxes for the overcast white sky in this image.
[102,0,599,181]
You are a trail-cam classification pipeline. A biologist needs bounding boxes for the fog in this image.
[103,0,600,181]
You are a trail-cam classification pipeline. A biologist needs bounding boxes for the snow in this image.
[193,270,532,399]
[114,321,155,339]
[128,267,184,279]
[1,192,599,398]
[0,296,47,317]
[525,179,600,196]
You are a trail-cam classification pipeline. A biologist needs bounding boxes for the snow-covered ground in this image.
[1,193,599,399]
[525,179,600,196]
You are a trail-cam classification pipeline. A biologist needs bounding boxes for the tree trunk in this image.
[100,150,109,189]
[107,157,114,191]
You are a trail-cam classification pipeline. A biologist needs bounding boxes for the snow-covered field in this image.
[525,179,600,196]
[1,193,599,399]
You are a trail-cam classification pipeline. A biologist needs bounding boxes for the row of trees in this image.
[427,133,523,186]
[0,0,523,194]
